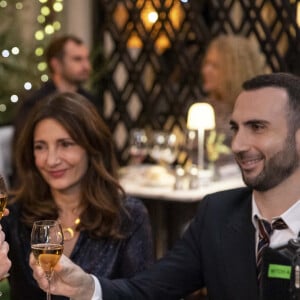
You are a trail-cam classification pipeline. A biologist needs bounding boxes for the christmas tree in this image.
[0,0,64,125]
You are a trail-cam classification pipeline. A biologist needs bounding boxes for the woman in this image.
[3,92,154,299]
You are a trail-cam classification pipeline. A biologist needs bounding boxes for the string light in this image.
[41,74,49,82]
[24,82,32,90]
[10,95,18,103]
[11,47,19,55]
[34,0,64,83]
[0,105,6,113]
[0,1,7,8]
[1,50,9,58]
[53,2,63,12]
[0,0,64,120]
[15,2,23,9]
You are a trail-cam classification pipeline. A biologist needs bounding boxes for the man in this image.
[30,72,300,299]
[14,34,96,133]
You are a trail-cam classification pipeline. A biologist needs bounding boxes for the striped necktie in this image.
[256,216,288,284]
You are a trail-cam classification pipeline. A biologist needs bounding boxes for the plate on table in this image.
[119,164,175,187]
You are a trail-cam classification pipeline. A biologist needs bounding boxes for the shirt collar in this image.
[251,194,300,236]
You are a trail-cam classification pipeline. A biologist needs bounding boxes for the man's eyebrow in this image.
[229,119,269,127]
[229,120,237,127]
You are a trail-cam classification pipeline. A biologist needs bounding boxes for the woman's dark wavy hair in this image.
[14,92,126,239]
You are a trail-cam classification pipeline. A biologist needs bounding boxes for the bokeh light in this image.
[37,15,46,24]
[37,62,47,72]
[53,2,63,12]
[35,47,44,57]
[24,82,32,90]
[53,21,61,30]
[0,1,7,8]
[10,95,19,103]
[16,2,23,10]
[0,104,7,112]
[11,47,20,55]
[41,6,50,16]
[1,50,9,58]
[45,24,55,34]
[41,74,49,82]
[35,30,45,41]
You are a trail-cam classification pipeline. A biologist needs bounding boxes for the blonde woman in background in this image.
[201,34,268,164]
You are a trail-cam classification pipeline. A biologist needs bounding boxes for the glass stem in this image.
[46,278,51,300]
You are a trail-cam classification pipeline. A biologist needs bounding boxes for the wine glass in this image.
[128,128,149,165]
[31,220,64,300]
[0,176,8,220]
[0,175,8,297]
[149,131,178,166]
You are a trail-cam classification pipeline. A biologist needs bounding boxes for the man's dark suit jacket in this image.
[100,187,260,300]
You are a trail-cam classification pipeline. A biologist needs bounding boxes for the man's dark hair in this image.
[45,34,84,73]
[243,72,300,129]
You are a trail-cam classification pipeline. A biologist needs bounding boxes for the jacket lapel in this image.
[221,194,259,298]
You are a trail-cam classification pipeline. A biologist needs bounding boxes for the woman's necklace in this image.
[61,217,81,241]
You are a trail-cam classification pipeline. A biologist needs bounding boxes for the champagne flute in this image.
[0,176,9,297]
[0,175,8,220]
[31,220,64,300]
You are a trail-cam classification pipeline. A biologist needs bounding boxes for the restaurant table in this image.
[120,164,245,258]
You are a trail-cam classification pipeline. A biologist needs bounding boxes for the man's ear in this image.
[49,57,61,73]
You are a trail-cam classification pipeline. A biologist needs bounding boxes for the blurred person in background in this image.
[16,34,96,123]
[4,92,153,299]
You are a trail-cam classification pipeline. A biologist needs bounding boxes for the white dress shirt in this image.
[252,197,300,251]
[90,275,101,300]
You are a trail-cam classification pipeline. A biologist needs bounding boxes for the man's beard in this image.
[237,133,299,191]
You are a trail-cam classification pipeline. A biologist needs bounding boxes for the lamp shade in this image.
[187,102,215,130]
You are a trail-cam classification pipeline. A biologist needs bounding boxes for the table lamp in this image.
[187,102,215,171]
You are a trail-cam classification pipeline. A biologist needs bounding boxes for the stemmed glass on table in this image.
[0,176,9,297]
[31,220,64,300]
[149,131,178,166]
[129,128,149,165]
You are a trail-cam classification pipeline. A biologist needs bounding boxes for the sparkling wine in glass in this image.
[31,220,64,300]
[0,176,8,220]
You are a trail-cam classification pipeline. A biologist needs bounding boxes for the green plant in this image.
[206,130,231,162]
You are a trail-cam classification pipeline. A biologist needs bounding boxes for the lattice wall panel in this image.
[92,0,299,165]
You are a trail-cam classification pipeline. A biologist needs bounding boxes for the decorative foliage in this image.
[0,0,64,125]
[206,130,231,163]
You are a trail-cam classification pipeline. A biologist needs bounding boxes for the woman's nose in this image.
[46,148,61,165]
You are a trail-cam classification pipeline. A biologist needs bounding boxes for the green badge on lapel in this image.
[268,264,292,279]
